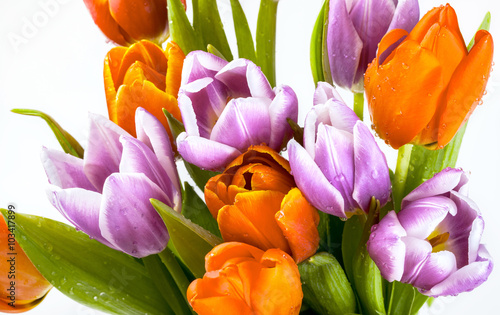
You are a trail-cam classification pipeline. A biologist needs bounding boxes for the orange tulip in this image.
[104,40,184,141]
[1,217,52,313]
[187,242,303,315]
[205,145,320,263]
[83,0,185,46]
[365,4,494,149]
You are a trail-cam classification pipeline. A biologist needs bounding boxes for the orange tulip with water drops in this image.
[187,242,303,315]
[204,145,320,264]
[365,4,494,149]
[1,217,52,313]
[104,40,184,141]
[83,0,186,46]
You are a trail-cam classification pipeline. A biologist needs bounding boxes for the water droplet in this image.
[371,170,379,179]
[391,87,396,92]
[401,63,410,70]
[93,296,98,301]
[384,139,390,145]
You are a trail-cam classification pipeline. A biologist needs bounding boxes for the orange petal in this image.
[217,191,291,254]
[438,30,494,148]
[205,242,264,272]
[225,145,291,173]
[83,0,129,45]
[375,28,409,65]
[108,0,168,42]
[251,249,302,315]
[165,41,185,100]
[275,188,319,263]
[366,40,444,149]
[104,46,127,123]
[247,164,295,194]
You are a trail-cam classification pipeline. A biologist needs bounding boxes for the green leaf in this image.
[256,0,279,86]
[11,109,84,158]
[388,282,428,315]
[182,182,221,237]
[321,0,333,85]
[207,44,228,60]
[0,210,169,315]
[151,199,222,278]
[198,0,233,61]
[467,12,491,51]
[164,109,185,140]
[183,160,220,192]
[230,0,257,62]
[299,252,357,314]
[317,212,344,263]
[310,0,327,85]
[167,0,204,54]
[342,215,363,284]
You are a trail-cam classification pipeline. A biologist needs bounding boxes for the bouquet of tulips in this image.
[1,0,495,314]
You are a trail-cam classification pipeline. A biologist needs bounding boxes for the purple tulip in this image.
[287,82,391,218]
[367,168,493,297]
[327,0,419,91]
[176,51,299,171]
[41,108,181,258]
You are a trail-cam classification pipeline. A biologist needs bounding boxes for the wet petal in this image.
[400,237,432,284]
[268,85,298,150]
[83,0,128,45]
[182,51,228,85]
[327,99,360,133]
[388,0,419,34]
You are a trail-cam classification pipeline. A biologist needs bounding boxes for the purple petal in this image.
[288,139,346,218]
[176,132,241,171]
[327,0,363,89]
[314,124,357,212]
[99,173,169,258]
[424,245,493,297]
[268,85,298,150]
[402,168,465,209]
[412,251,457,291]
[313,82,345,106]
[398,196,457,239]
[327,99,360,133]
[352,121,391,210]
[367,211,406,282]
[119,136,175,208]
[135,108,181,211]
[41,147,96,191]
[178,77,228,138]
[303,104,331,157]
[46,186,113,248]
[83,113,128,192]
[210,97,272,151]
[388,0,419,33]
[181,51,228,85]
[400,237,432,284]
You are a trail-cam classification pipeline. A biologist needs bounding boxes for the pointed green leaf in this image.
[467,12,491,51]
[299,252,357,314]
[167,0,204,54]
[342,215,363,284]
[256,0,278,86]
[183,161,220,192]
[198,0,233,60]
[229,0,257,62]
[182,182,221,237]
[207,44,228,60]
[310,0,327,85]
[388,282,428,315]
[11,109,84,158]
[151,199,222,278]
[0,209,169,315]
[164,109,185,140]
[321,0,333,85]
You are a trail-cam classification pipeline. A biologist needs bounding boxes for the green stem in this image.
[387,282,395,315]
[256,0,279,86]
[393,144,413,212]
[158,248,192,303]
[353,92,364,121]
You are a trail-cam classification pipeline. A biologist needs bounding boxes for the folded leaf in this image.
[198,0,233,61]
[230,0,256,62]
[167,0,203,54]
[182,182,221,237]
[310,0,327,85]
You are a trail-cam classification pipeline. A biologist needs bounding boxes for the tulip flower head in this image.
[367,168,493,297]
[83,0,185,46]
[187,242,303,315]
[327,0,419,91]
[205,146,320,263]
[365,4,494,149]
[104,40,184,142]
[1,217,52,313]
[41,108,181,258]
[176,51,299,171]
[288,82,391,219]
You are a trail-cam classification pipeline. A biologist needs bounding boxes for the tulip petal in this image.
[352,121,391,210]
[327,0,363,89]
[268,85,298,150]
[412,250,457,290]
[217,191,291,253]
[398,196,456,239]
[46,186,112,247]
[314,124,357,211]
[177,133,241,171]
[210,98,272,152]
[366,211,406,282]
[83,113,128,192]
[41,147,96,191]
[104,46,127,108]
[438,30,494,148]
[402,168,464,208]
[99,173,169,258]
[313,82,345,106]
[424,244,493,297]
[400,237,432,284]
[288,139,346,218]
[388,0,419,34]
[303,105,329,158]
[165,41,185,97]
[83,0,128,46]
[181,51,228,85]
[205,242,264,272]
[327,99,360,134]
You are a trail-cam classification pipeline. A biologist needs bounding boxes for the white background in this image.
[0,0,499,314]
